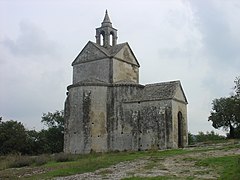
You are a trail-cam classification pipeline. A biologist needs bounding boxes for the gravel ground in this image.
[55,144,240,180]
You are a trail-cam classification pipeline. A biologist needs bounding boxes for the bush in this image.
[8,156,34,168]
[34,155,49,166]
[53,152,76,162]
[188,131,226,145]
[196,131,225,143]
[188,132,196,145]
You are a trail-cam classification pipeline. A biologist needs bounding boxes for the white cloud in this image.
[0,0,239,135]
[2,20,57,57]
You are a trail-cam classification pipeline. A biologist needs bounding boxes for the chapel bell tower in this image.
[95,10,118,48]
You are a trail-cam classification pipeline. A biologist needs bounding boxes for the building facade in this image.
[64,11,188,154]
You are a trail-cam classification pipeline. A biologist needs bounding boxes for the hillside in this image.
[0,140,239,179]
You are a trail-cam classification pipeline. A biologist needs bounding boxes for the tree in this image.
[208,97,240,138]
[234,76,240,97]
[0,120,28,155]
[41,110,64,128]
[40,110,64,153]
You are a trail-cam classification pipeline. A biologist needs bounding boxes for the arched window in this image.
[110,32,114,46]
[178,111,183,148]
[100,31,105,46]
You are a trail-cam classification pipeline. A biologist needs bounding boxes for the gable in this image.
[72,41,108,65]
[173,83,188,104]
[125,81,187,104]
[114,44,140,67]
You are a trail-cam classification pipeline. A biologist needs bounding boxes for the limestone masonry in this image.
[64,11,188,154]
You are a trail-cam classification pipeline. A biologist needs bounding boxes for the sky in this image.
[0,0,239,135]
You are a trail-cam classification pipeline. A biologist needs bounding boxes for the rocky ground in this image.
[56,143,240,180]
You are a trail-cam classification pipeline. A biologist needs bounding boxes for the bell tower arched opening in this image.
[110,32,113,46]
[100,32,104,46]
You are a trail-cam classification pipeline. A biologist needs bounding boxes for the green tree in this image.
[24,130,46,155]
[41,110,64,128]
[208,97,240,138]
[0,120,27,155]
[40,110,64,153]
[234,76,240,97]
[195,131,225,142]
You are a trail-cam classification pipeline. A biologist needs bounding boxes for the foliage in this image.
[0,110,64,155]
[8,156,34,168]
[0,120,27,155]
[53,152,76,162]
[234,76,240,97]
[195,131,225,143]
[41,110,64,129]
[188,131,225,145]
[34,155,48,166]
[188,132,196,145]
[24,110,64,154]
[208,97,240,138]
[40,110,64,153]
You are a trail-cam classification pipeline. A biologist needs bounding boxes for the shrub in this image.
[34,155,49,166]
[188,131,226,145]
[196,131,225,143]
[53,152,76,162]
[8,156,33,168]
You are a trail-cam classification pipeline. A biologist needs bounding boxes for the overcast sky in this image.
[0,0,239,135]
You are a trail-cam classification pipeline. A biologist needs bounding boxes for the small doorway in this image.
[178,111,183,148]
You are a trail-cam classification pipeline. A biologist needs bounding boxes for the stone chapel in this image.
[64,11,188,154]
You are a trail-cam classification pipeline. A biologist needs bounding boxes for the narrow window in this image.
[110,32,113,46]
[100,31,105,46]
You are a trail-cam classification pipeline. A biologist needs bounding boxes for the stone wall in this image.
[73,58,110,84]
[112,59,139,83]
[64,85,108,154]
[172,100,188,148]
[64,82,187,154]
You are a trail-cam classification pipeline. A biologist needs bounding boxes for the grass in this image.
[0,149,187,179]
[0,140,239,179]
[195,155,240,180]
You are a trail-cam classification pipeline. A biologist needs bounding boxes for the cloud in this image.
[2,20,57,57]
[1,0,239,135]
[0,20,68,130]
[190,0,240,68]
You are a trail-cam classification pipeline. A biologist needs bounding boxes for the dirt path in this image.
[56,145,240,180]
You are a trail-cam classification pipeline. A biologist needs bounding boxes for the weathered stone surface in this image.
[64,11,188,154]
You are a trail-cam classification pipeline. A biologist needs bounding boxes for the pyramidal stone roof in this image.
[72,41,140,67]
[93,41,127,56]
[101,10,112,27]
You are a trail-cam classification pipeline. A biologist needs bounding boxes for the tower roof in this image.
[101,10,112,27]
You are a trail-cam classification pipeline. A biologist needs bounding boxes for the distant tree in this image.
[40,110,64,153]
[0,120,27,155]
[195,131,225,142]
[24,130,46,155]
[208,97,240,138]
[188,131,225,145]
[41,110,64,129]
[234,76,240,97]
[188,132,196,145]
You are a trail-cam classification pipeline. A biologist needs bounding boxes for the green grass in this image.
[196,155,240,180]
[0,150,187,179]
[0,140,239,179]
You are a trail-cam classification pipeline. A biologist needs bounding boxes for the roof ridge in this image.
[146,80,180,87]
[90,41,110,56]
